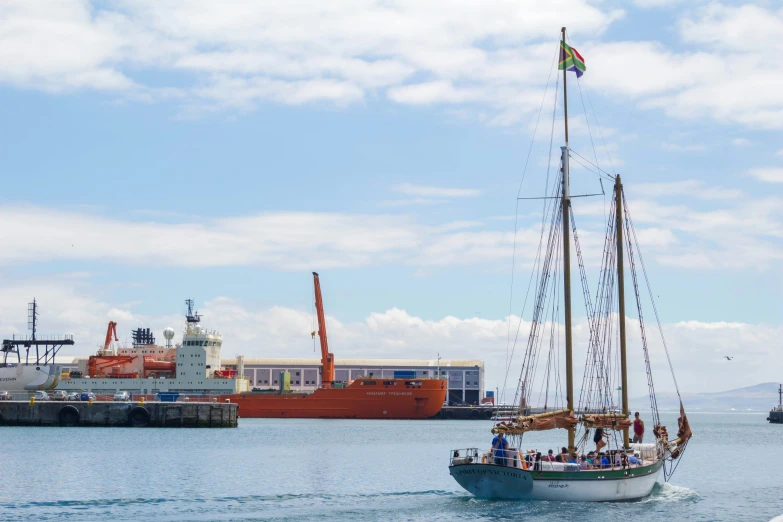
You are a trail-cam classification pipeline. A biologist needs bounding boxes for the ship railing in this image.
[449,447,652,471]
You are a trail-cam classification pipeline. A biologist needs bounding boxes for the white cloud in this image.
[746,168,783,183]
[2,277,778,395]
[731,138,751,146]
[632,180,743,200]
[0,204,526,270]
[776,149,783,157]
[390,183,481,198]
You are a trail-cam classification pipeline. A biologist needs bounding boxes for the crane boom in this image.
[103,321,119,353]
[313,272,335,389]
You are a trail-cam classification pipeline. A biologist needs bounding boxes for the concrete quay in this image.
[0,400,238,428]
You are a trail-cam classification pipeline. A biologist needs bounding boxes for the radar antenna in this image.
[185,299,201,324]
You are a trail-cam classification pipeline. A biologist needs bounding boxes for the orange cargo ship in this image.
[227,272,447,419]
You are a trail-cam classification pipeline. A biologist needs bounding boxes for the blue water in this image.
[0,412,780,521]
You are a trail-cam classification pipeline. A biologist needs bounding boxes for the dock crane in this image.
[313,272,335,389]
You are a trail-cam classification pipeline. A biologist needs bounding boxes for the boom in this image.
[313,272,335,388]
[103,321,119,353]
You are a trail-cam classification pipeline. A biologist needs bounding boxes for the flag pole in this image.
[560,26,575,453]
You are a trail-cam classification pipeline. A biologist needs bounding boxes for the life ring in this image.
[128,406,151,427]
[58,405,80,426]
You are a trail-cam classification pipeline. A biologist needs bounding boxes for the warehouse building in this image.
[60,357,485,405]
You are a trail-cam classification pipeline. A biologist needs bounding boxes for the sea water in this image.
[0,412,780,521]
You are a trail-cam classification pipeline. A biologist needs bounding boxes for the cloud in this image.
[746,168,783,183]
[731,138,751,146]
[631,180,743,200]
[3,277,778,396]
[0,204,528,270]
[390,183,481,198]
[776,149,783,157]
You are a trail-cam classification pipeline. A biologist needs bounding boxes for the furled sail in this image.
[581,413,633,430]
[492,409,578,434]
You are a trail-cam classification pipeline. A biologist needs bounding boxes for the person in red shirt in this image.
[633,412,645,443]
[544,449,556,462]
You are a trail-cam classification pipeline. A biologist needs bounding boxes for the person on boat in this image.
[491,433,509,466]
[586,452,596,468]
[620,453,629,469]
[599,452,611,469]
[544,449,556,462]
[593,427,608,452]
[559,447,569,462]
[533,452,542,472]
[633,412,645,443]
[628,453,641,466]
[567,454,578,464]
[579,455,589,470]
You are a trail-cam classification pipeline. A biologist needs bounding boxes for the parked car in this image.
[0,390,12,401]
[113,391,130,402]
[50,390,68,401]
[33,391,49,401]
[67,392,81,401]
[79,392,96,401]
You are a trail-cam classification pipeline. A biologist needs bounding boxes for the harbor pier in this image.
[0,400,238,428]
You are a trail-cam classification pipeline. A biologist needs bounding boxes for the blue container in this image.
[393,371,416,379]
[157,392,180,402]
[486,391,495,398]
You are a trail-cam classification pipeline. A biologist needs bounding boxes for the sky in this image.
[0,0,781,398]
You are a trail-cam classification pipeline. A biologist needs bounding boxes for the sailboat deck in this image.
[450,447,662,480]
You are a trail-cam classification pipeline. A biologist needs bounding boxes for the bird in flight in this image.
[725,356,733,361]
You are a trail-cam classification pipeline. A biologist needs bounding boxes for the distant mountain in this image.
[631,382,781,412]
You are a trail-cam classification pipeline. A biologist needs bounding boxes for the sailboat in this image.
[448,28,692,502]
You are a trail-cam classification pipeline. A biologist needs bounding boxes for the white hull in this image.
[0,365,61,391]
[450,461,662,501]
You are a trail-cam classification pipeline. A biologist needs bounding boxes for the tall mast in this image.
[313,272,335,389]
[561,26,575,452]
[615,176,630,448]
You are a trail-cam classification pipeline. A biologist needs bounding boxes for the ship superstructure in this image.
[58,300,248,395]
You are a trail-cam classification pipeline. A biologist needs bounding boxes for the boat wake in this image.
[639,482,700,504]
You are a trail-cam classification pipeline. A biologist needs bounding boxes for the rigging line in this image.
[504,73,562,408]
[580,78,619,177]
[623,192,683,397]
[575,74,602,177]
[504,40,562,391]
[568,155,611,182]
[569,149,615,180]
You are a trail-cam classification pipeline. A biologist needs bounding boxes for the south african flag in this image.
[559,41,586,78]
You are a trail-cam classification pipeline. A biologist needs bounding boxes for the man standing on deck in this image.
[633,412,645,443]
[491,433,509,466]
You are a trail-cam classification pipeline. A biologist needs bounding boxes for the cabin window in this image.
[360,381,376,386]
[383,381,396,386]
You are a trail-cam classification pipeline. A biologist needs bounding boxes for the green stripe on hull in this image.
[530,460,663,481]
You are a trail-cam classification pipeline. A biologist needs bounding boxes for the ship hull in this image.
[227,379,447,419]
[450,460,662,501]
[0,365,61,391]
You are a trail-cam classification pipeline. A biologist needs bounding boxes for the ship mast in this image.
[615,175,630,448]
[561,26,575,453]
[313,272,335,389]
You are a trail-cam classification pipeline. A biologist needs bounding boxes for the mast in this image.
[313,272,335,389]
[561,26,575,452]
[615,175,630,448]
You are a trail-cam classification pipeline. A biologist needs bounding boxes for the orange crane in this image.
[313,272,335,389]
[103,321,119,353]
